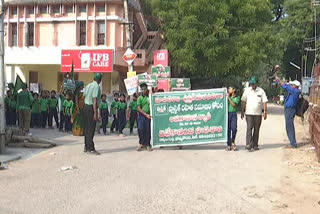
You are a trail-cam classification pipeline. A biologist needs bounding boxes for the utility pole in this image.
[124,0,133,72]
[313,1,320,78]
[0,0,5,154]
[315,6,317,76]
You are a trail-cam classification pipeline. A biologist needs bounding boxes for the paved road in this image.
[0,105,319,214]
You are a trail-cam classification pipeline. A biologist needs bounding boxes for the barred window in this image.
[52,5,60,14]
[79,21,86,46]
[79,5,86,13]
[11,7,17,16]
[11,23,17,47]
[39,5,47,14]
[97,21,105,45]
[97,5,105,13]
[27,23,34,46]
[66,5,73,13]
[28,6,34,15]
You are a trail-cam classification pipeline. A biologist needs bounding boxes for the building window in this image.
[27,23,34,46]
[79,21,86,46]
[137,53,142,59]
[29,6,34,15]
[79,5,86,13]
[39,5,47,14]
[97,4,105,13]
[11,6,17,16]
[10,23,17,47]
[66,5,73,13]
[52,5,60,14]
[97,21,105,45]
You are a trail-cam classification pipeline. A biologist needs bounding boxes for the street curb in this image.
[0,155,22,164]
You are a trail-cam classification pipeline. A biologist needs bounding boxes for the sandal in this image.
[225,146,232,151]
[232,143,238,151]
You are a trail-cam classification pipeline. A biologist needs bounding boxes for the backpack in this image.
[295,97,309,117]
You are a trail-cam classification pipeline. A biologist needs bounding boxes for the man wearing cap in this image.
[17,83,34,135]
[83,73,102,155]
[241,76,268,151]
[274,76,301,148]
[137,83,152,152]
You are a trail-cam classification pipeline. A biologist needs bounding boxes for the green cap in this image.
[249,76,257,84]
[140,83,148,89]
[94,73,102,81]
[76,81,84,88]
[8,83,14,89]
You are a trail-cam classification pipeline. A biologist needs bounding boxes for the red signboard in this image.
[157,79,170,92]
[61,49,113,73]
[154,50,169,67]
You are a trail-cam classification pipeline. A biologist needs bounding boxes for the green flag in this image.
[13,75,25,96]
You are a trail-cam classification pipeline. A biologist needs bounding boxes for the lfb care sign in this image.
[150,89,228,147]
[61,49,113,72]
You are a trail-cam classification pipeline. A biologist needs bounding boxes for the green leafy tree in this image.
[149,0,282,79]
[277,0,314,79]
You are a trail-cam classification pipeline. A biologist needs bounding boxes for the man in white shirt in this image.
[241,76,268,151]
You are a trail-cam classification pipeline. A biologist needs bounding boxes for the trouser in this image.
[101,109,109,134]
[84,105,96,151]
[64,115,72,132]
[31,113,40,128]
[40,111,48,128]
[5,110,8,125]
[227,112,237,147]
[245,115,262,149]
[284,108,297,147]
[59,111,65,131]
[7,109,17,126]
[110,114,118,132]
[138,113,151,147]
[48,107,59,128]
[130,111,138,133]
[19,109,31,133]
[118,109,127,134]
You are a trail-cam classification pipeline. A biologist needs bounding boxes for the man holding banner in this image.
[137,83,152,152]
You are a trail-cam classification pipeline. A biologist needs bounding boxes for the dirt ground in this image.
[0,104,319,214]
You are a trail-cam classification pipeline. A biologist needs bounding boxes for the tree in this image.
[277,0,314,79]
[149,0,282,79]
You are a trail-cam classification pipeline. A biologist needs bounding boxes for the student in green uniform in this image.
[137,83,152,152]
[48,90,59,129]
[5,90,17,126]
[100,94,109,135]
[117,93,127,137]
[17,84,34,134]
[128,93,138,135]
[226,87,240,151]
[83,73,102,155]
[40,91,49,128]
[63,91,74,132]
[31,93,41,128]
[110,93,119,133]
[59,90,66,132]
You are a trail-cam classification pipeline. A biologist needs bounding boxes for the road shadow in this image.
[99,146,137,154]
[156,143,290,151]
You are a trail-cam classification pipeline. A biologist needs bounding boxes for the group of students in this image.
[107,92,138,136]
[5,84,77,135]
[5,82,143,138]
